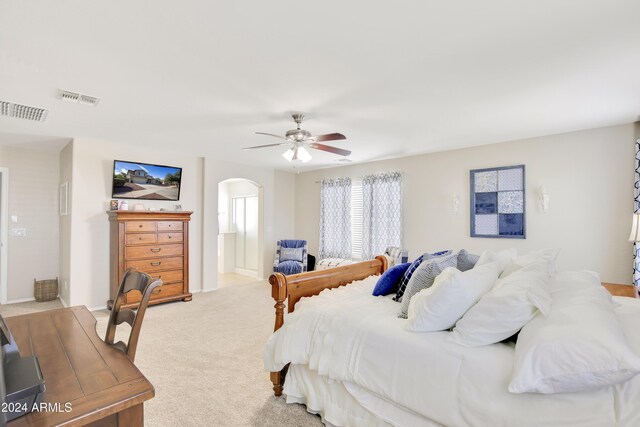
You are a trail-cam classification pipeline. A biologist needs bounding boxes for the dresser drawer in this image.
[126,244,183,260]
[126,221,157,232]
[157,232,183,243]
[125,233,157,245]
[157,221,183,231]
[125,283,184,304]
[126,256,183,272]
[150,283,184,300]
[148,269,183,284]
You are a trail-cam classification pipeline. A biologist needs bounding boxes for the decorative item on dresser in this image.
[107,210,192,309]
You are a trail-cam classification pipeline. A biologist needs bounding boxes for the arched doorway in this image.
[217,178,263,287]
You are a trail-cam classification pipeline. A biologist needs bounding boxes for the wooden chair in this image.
[105,268,162,362]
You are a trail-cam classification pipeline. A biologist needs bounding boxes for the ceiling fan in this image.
[243,113,350,163]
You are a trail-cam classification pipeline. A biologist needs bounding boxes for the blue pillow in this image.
[393,250,452,302]
[372,263,411,296]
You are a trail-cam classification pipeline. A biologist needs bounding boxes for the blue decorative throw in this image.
[372,263,411,296]
[393,250,452,302]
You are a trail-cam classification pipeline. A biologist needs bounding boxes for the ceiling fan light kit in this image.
[245,113,351,163]
[281,145,312,163]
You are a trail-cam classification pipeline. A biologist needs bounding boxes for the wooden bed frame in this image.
[268,255,388,395]
[267,256,638,396]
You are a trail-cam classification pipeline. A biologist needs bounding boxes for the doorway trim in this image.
[0,167,8,304]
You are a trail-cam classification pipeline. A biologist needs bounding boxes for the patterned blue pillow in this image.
[280,247,303,262]
[372,263,411,296]
[393,250,452,302]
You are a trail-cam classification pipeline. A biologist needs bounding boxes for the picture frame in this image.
[59,182,69,216]
[470,165,525,239]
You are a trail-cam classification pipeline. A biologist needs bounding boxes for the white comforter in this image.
[264,276,640,426]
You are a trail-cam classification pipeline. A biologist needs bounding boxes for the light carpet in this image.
[0,281,322,427]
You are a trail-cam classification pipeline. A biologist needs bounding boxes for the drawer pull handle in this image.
[150,261,161,266]
[138,225,143,228]
[139,237,143,240]
[150,248,161,253]
[168,236,172,239]
[168,224,172,227]
[152,288,162,294]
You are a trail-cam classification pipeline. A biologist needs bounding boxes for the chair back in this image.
[105,268,162,362]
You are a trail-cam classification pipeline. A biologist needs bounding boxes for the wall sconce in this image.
[629,214,640,242]
[538,186,550,214]
[452,193,460,215]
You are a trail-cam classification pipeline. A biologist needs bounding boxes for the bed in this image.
[264,256,640,426]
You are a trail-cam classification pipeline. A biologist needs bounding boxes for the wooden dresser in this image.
[108,210,192,309]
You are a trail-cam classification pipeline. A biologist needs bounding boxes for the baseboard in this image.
[190,289,201,294]
[201,287,218,293]
[59,297,69,307]
[89,305,108,312]
[234,268,258,278]
[5,297,36,304]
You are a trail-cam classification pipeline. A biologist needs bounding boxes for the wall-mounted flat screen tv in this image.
[112,160,182,201]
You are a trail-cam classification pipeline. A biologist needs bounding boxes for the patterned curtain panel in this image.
[319,177,352,259]
[362,172,403,260]
[634,140,640,286]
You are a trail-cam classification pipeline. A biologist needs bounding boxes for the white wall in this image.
[295,123,636,284]
[68,138,204,309]
[0,144,61,302]
[274,170,296,240]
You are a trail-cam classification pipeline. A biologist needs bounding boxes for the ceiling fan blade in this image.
[308,143,351,156]
[255,132,288,140]
[307,132,346,143]
[242,142,289,150]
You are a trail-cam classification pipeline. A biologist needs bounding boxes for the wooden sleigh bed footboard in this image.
[268,255,388,396]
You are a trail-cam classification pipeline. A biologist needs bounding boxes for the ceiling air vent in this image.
[59,89,100,107]
[79,94,100,106]
[0,100,48,122]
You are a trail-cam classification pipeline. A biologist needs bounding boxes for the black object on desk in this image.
[0,314,45,423]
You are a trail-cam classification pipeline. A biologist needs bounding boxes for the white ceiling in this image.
[1,1,639,171]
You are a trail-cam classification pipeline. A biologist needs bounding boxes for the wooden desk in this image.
[5,306,154,426]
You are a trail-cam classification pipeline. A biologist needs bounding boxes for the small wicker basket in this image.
[34,278,59,302]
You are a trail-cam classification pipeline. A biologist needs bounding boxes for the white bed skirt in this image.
[285,364,442,427]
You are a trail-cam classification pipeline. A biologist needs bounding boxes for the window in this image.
[351,179,363,260]
[319,173,402,261]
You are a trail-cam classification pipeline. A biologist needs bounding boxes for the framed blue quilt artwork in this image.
[470,165,525,238]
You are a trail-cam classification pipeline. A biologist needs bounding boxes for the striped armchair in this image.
[384,246,409,266]
[274,240,308,275]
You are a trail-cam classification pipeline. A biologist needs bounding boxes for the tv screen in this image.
[112,160,182,201]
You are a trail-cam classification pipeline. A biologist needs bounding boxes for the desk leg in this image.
[117,403,144,426]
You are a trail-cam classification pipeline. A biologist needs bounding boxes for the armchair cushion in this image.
[275,260,304,275]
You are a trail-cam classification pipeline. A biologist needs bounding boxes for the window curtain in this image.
[319,177,352,259]
[362,172,403,260]
[634,140,640,286]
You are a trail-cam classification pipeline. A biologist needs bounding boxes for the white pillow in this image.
[476,248,517,273]
[501,248,560,278]
[509,271,640,394]
[405,262,500,332]
[448,262,552,347]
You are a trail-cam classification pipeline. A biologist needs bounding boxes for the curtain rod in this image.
[314,171,403,184]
